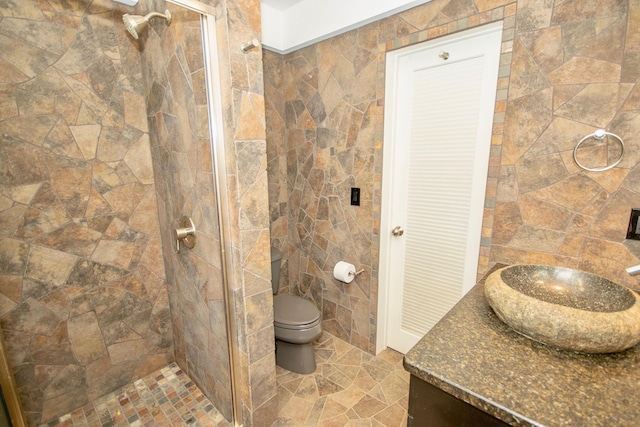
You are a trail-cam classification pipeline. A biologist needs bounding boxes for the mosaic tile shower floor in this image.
[42,364,230,427]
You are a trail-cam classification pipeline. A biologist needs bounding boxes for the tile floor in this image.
[272,332,408,426]
[45,333,408,427]
[41,364,230,427]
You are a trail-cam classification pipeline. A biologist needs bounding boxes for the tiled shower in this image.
[0,0,275,425]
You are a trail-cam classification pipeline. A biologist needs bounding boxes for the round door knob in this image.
[391,226,404,236]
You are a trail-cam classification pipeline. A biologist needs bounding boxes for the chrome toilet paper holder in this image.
[349,268,365,277]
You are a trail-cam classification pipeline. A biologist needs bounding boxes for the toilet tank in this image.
[270,247,281,294]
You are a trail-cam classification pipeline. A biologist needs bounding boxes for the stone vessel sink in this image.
[485,265,640,353]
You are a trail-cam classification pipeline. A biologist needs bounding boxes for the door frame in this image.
[376,22,503,354]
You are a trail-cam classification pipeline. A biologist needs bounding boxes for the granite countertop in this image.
[403,269,640,427]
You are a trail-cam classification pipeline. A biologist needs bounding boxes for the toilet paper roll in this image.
[333,261,356,283]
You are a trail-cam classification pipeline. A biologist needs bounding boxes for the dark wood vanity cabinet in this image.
[407,375,510,427]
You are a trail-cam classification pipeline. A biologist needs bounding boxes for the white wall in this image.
[262,0,431,53]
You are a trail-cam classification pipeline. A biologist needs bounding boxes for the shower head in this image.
[123,9,172,40]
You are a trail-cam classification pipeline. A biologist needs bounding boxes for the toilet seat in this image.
[273,294,321,329]
[274,316,321,331]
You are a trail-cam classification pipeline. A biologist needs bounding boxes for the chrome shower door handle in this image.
[391,226,404,236]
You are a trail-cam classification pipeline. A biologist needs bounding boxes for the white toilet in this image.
[271,247,322,374]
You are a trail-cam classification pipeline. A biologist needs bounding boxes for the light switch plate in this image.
[626,209,640,240]
[350,188,360,206]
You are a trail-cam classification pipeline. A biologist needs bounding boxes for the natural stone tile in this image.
[373,402,406,427]
[0,274,21,305]
[33,222,101,258]
[548,57,621,85]
[509,36,550,101]
[97,121,140,164]
[41,374,88,422]
[576,17,626,64]
[18,203,71,241]
[43,364,85,401]
[128,187,160,235]
[528,117,594,157]
[518,195,572,231]
[85,355,135,402]
[107,339,147,365]
[0,114,58,146]
[0,17,63,54]
[496,165,519,202]
[69,124,101,160]
[278,395,316,425]
[91,240,136,270]
[249,353,277,409]
[320,396,349,420]
[25,245,76,287]
[555,83,632,127]
[0,34,58,78]
[586,168,628,194]
[29,322,77,367]
[0,238,29,275]
[22,278,50,301]
[50,162,92,217]
[38,289,70,320]
[1,297,59,335]
[123,91,149,132]
[247,326,275,366]
[0,137,51,186]
[245,289,274,334]
[102,183,135,215]
[0,82,18,120]
[580,238,639,290]
[380,372,409,404]
[502,88,553,165]
[589,188,637,241]
[58,318,101,367]
[85,187,112,218]
[0,58,28,83]
[139,236,165,280]
[474,0,512,12]
[515,0,554,32]
[352,394,387,418]
[91,161,123,194]
[551,0,627,24]
[508,224,565,253]
[44,118,84,159]
[124,134,154,184]
[65,258,128,288]
[515,152,569,193]
[2,184,41,205]
[529,174,603,211]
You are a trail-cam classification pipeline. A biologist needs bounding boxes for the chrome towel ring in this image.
[573,129,625,172]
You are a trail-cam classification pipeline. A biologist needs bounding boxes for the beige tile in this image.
[279,395,316,425]
[320,397,349,420]
[274,333,407,426]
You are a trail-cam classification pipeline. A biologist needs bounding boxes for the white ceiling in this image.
[261,0,304,12]
[260,0,431,53]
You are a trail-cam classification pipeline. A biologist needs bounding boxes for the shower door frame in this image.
[167,1,242,426]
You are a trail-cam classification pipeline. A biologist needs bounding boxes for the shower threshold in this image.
[41,363,230,427]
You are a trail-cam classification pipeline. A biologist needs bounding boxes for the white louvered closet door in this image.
[381,23,502,354]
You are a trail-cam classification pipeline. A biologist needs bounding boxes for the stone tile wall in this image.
[138,0,276,425]
[209,0,278,424]
[0,0,173,424]
[264,0,517,353]
[137,1,233,420]
[491,0,640,291]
